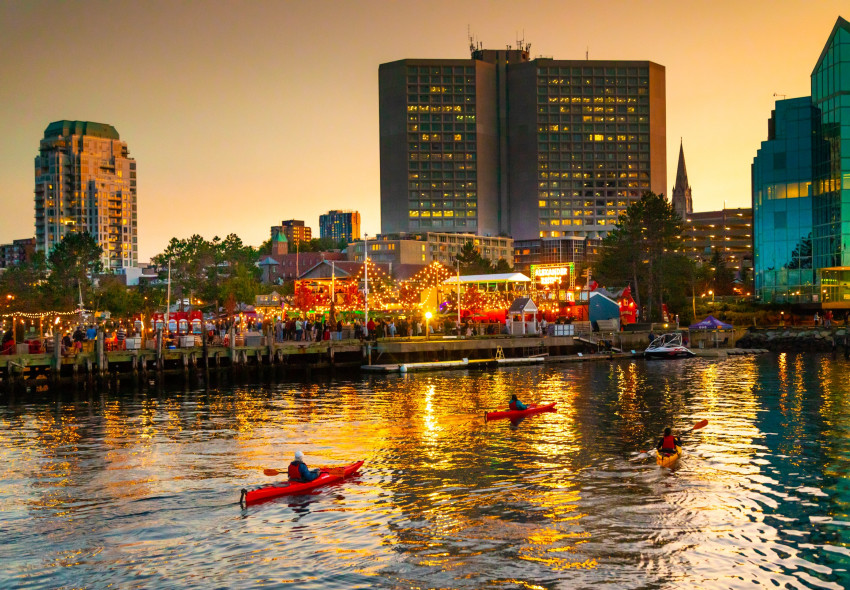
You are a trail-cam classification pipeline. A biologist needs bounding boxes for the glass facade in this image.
[535,66,651,236]
[405,64,479,231]
[812,20,850,271]
[753,98,816,303]
[752,18,850,307]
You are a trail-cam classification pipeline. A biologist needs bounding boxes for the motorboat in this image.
[644,332,695,359]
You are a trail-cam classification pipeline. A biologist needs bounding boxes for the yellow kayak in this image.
[656,445,682,468]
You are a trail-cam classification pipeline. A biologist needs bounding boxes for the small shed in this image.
[589,291,620,332]
[507,297,539,335]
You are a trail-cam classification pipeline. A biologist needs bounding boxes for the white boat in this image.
[644,333,695,359]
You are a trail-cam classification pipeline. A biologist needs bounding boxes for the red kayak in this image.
[485,402,557,422]
[240,460,364,505]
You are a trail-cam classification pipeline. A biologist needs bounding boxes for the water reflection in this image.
[2,356,850,588]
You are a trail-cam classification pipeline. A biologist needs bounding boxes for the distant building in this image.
[263,251,346,284]
[0,238,36,269]
[671,140,693,221]
[319,210,361,242]
[274,220,311,246]
[379,45,666,240]
[512,236,601,276]
[34,120,138,271]
[683,208,754,279]
[348,232,513,268]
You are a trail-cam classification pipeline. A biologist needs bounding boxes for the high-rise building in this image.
[0,238,36,269]
[379,45,666,241]
[34,120,138,270]
[752,98,816,303]
[319,210,361,242]
[274,220,311,245]
[683,208,754,282]
[752,17,848,307]
[671,140,693,220]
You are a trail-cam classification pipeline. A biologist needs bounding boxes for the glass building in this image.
[752,98,816,303]
[753,17,850,307]
[379,46,667,241]
[319,210,361,243]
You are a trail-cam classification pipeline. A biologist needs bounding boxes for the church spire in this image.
[672,139,693,220]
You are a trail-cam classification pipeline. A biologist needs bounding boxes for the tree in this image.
[45,232,104,308]
[595,192,684,322]
[455,240,493,274]
[0,252,48,311]
[708,250,735,296]
[493,258,513,273]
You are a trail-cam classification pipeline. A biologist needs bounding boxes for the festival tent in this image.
[689,315,733,348]
[689,315,732,330]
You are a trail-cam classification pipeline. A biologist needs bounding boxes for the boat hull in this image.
[644,347,695,359]
[485,402,557,422]
[241,460,364,504]
[656,446,682,468]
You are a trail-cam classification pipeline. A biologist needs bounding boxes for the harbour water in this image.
[2,353,850,589]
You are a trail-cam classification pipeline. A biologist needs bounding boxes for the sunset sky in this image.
[0,1,846,261]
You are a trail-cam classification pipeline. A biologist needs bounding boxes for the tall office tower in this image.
[34,120,138,270]
[379,44,667,241]
[671,140,693,220]
[319,209,361,242]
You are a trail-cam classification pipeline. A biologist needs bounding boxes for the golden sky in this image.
[0,0,845,261]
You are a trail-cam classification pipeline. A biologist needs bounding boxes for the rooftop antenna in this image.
[773,92,786,99]
[468,24,474,54]
[586,46,589,60]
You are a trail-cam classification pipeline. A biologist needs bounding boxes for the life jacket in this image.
[509,400,519,410]
[288,461,303,481]
[662,435,677,451]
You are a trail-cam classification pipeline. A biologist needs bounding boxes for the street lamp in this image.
[425,311,432,341]
[708,289,714,302]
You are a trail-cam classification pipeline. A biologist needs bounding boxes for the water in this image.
[2,354,850,589]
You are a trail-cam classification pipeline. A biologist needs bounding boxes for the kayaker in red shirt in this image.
[288,450,320,483]
[656,428,682,454]
[509,394,528,411]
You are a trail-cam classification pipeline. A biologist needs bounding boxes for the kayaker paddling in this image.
[288,450,320,483]
[656,427,682,456]
[509,394,529,411]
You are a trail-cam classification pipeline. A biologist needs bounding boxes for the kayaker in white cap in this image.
[288,450,321,482]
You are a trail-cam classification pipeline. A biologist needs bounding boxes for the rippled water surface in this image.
[3,354,850,588]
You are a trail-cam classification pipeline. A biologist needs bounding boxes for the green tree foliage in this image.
[595,192,684,322]
[493,258,514,273]
[45,232,104,308]
[0,252,48,311]
[455,240,494,274]
[708,249,735,296]
[151,233,260,312]
[291,237,347,253]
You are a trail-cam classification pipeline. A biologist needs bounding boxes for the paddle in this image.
[263,466,346,477]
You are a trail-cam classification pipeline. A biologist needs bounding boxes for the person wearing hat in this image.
[287,450,320,482]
